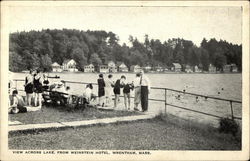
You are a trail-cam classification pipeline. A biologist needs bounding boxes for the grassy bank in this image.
[9,105,141,124]
[9,114,241,150]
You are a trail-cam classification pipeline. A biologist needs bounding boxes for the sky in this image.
[8,6,242,46]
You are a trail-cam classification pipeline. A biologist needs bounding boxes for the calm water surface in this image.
[13,72,242,100]
[12,72,242,127]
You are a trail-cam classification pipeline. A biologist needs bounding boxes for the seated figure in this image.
[9,90,41,114]
[83,84,97,106]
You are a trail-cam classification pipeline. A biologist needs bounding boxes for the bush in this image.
[219,118,239,136]
[154,112,166,121]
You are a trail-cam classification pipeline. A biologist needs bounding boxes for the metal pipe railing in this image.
[12,79,242,121]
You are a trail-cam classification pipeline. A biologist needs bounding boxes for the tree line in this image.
[9,29,242,72]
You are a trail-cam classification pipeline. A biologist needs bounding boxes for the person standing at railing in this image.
[140,70,151,112]
[123,79,134,110]
[42,68,50,91]
[133,73,141,111]
[97,74,105,107]
[33,69,43,107]
[113,75,126,109]
[24,69,34,106]
[105,74,114,107]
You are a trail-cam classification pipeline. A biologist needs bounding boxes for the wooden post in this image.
[230,101,234,120]
[165,89,167,115]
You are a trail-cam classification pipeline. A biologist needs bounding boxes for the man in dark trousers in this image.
[97,74,105,107]
[139,70,151,112]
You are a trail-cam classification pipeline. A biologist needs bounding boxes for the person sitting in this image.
[83,83,97,104]
[9,90,41,114]
[53,82,67,93]
[53,82,69,105]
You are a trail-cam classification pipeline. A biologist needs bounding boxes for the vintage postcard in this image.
[1,1,249,161]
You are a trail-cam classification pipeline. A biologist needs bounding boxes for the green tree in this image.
[89,53,102,66]
[22,50,40,70]
[9,29,242,73]
[130,50,145,66]
[200,48,210,71]
[9,51,25,72]
[71,47,87,71]
[214,52,227,71]
[41,54,52,71]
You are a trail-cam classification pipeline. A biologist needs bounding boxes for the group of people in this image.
[8,69,49,114]
[8,69,151,113]
[97,70,151,112]
[24,69,49,107]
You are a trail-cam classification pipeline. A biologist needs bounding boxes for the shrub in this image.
[219,118,239,136]
[154,111,166,121]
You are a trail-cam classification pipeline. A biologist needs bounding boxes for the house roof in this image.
[117,62,127,67]
[63,59,74,64]
[51,62,61,67]
[85,63,94,67]
[173,63,181,68]
[116,61,123,66]
[131,65,141,68]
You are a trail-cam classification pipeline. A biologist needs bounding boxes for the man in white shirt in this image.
[139,70,151,112]
[133,73,141,111]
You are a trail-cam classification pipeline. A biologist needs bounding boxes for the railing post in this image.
[230,101,234,120]
[165,89,167,115]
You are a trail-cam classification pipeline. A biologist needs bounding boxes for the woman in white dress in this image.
[105,74,114,106]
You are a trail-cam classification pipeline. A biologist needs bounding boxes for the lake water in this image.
[12,72,242,127]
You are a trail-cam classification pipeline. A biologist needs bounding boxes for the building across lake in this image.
[49,59,240,74]
[84,64,95,73]
[51,62,62,72]
[62,59,78,72]
[117,62,128,72]
[130,65,141,73]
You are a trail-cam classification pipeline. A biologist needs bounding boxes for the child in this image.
[97,74,105,107]
[113,75,126,109]
[123,81,134,110]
